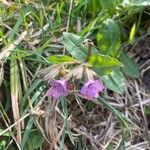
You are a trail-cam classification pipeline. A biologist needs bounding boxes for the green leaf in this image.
[80,17,99,37]
[126,0,148,15]
[120,52,140,78]
[129,23,136,44]
[47,55,76,63]
[101,69,125,94]
[99,0,122,13]
[8,15,23,42]
[117,135,125,150]
[59,97,68,150]
[60,96,68,120]
[80,11,109,37]
[24,130,44,150]
[87,0,101,17]
[0,140,6,149]
[0,129,11,137]
[60,97,75,147]
[92,66,117,76]
[59,130,66,150]
[21,117,34,149]
[61,32,99,61]
[22,79,43,107]
[97,19,121,57]
[130,0,150,6]
[0,28,8,46]
[89,54,122,68]
[144,106,150,115]
[8,6,33,42]
[61,32,86,61]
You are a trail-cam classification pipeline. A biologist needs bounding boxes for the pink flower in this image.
[80,79,104,100]
[47,79,68,99]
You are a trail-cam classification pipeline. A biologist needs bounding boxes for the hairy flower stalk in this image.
[80,79,104,100]
[47,79,68,99]
[84,39,94,62]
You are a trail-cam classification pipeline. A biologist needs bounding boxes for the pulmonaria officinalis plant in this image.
[40,34,124,100]
[40,38,106,100]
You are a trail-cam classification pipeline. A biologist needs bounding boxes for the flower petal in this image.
[80,79,104,100]
[47,79,68,99]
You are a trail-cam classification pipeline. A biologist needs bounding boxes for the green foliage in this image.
[0,0,148,149]
[47,55,76,63]
[21,117,34,149]
[0,140,6,150]
[92,66,116,76]
[89,54,122,68]
[61,32,100,61]
[101,69,125,94]
[99,0,122,13]
[129,23,136,44]
[24,129,44,150]
[126,0,150,14]
[130,0,150,6]
[61,32,86,61]
[97,19,121,57]
[144,106,150,115]
[8,15,23,42]
[22,79,44,108]
[86,0,101,17]
[61,32,125,94]
[120,52,140,78]
[59,97,75,149]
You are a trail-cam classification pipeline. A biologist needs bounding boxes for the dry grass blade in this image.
[0,113,30,137]
[126,141,149,150]
[44,99,59,150]
[0,30,27,61]
[1,0,12,6]
[134,80,150,147]
[10,58,21,143]
[0,104,21,149]
[0,63,4,86]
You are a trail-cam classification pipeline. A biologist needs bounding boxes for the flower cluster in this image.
[47,78,104,100]
[40,62,105,100]
[38,38,106,100]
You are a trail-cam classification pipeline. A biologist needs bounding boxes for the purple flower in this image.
[80,79,104,100]
[47,79,68,99]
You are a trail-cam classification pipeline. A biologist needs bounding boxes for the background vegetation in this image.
[0,0,150,149]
